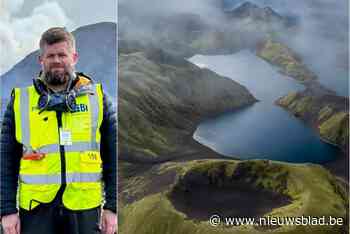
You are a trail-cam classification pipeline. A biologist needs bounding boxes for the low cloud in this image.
[0,1,72,75]
[121,0,348,81]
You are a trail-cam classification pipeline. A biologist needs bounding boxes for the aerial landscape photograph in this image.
[118,0,348,233]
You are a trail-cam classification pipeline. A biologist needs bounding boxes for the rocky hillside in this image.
[277,88,349,152]
[119,46,256,159]
[256,39,317,83]
[225,2,287,26]
[258,38,349,178]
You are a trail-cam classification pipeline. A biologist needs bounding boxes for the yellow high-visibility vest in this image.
[13,80,104,211]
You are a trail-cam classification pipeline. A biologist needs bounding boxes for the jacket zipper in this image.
[56,112,67,185]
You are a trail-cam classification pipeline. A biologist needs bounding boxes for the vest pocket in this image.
[20,158,48,174]
[80,151,102,172]
[19,184,59,210]
[70,112,90,141]
[63,182,102,210]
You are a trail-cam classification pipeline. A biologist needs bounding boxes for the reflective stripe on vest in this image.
[23,141,100,155]
[89,85,99,149]
[20,172,102,184]
[20,88,30,147]
[15,82,104,211]
[19,85,101,152]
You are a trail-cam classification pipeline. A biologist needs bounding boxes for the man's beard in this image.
[43,66,74,86]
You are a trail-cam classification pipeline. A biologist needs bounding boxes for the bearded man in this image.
[0,27,117,234]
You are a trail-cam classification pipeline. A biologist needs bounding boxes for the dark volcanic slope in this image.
[119,47,257,160]
[170,178,291,221]
[120,160,348,234]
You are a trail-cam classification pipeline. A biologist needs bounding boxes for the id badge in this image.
[59,128,72,145]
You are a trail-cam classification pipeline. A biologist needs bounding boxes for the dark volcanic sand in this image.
[169,181,291,221]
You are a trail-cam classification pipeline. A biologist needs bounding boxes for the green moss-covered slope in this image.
[120,160,348,234]
[256,39,317,82]
[118,10,349,234]
[277,89,349,150]
[119,48,256,158]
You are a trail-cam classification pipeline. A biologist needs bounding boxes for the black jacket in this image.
[0,78,117,216]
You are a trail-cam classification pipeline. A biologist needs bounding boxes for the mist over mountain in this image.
[118,2,349,233]
[119,1,297,59]
[120,0,348,87]
[1,22,117,114]
[225,2,283,22]
[232,0,348,72]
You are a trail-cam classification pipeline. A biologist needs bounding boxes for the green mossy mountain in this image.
[256,39,317,83]
[118,10,349,234]
[257,38,349,177]
[277,89,349,151]
[119,47,256,159]
[118,43,349,234]
[120,160,348,234]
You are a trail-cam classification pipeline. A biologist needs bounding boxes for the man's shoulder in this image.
[74,72,103,89]
[75,72,92,84]
[11,84,36,97]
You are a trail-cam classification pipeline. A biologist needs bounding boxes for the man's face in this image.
[39,41,78,86]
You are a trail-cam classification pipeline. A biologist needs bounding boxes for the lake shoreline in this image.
[120,123,348,181]
[190,52,339,165]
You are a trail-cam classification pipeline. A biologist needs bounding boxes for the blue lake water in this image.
[189,50,339,163]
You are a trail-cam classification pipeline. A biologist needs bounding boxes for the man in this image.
[0,27,117,234]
